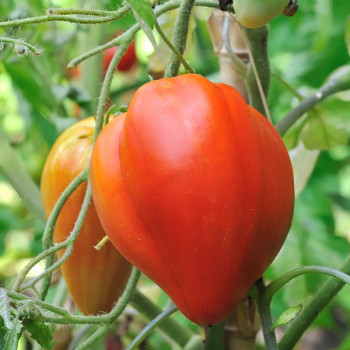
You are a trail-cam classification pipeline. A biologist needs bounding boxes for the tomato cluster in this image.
[42,74,294,324]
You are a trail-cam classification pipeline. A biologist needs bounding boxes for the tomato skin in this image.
[103,41,136,74]
[90,74,294,325]
[41,117,132,316]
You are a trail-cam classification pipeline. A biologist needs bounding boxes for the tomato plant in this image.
[90,74,295,326]
[41,117,131,315]
[1,0,350,348]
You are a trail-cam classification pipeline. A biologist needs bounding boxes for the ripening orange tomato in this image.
[41,117,132,315]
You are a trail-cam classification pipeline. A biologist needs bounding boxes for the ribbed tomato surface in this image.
[90,74,294,325]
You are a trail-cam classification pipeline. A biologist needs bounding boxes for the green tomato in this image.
[234,0,290,28]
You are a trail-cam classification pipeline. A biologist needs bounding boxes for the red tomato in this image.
[103,41,136,74]
[90,74,294,325]
[41,117,132,315]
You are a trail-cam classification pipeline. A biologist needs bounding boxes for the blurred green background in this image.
[0,0,350,349]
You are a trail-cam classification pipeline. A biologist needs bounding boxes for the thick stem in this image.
[255,280,279,350]
[244,26,270,117]
[164,0,195,77]
[279,255,350,350]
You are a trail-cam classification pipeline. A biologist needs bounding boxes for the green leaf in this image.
[0,289,13,331]
[132,8,158,56]
[345,16,350,57]
[4,317,22,350]
[283,116,307,149]
[301,111,349,150]
[127,0,155,29]
[26,319,55,350]
[271,304,302,331]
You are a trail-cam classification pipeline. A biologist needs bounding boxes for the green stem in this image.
[40,168,88,300]
[154,19,195,74]
[11,268,140,325]
[243,26,270,117]
[21,183,93,291]
[264,264,350,305]
[74,325,109,350]
[7,290,72,318]
[12,240,68,294]
[94,41,132,139]
[0,1,225,31]
[254,279,278,350]
[275,80,350,136]
[126,305,179,350]
[0,8,130,28]
[0,36,40,55]
[67,325,93,350]
[0,128,46,223]
[279,255,350,350]
[130,289,193,347]
[164,0,195,77]
[47,7,124,16]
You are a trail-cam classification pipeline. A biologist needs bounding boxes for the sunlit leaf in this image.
[127,0,155,29]
[132,9,157,52]
[271,304,302,331]
[289,142,320,197]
